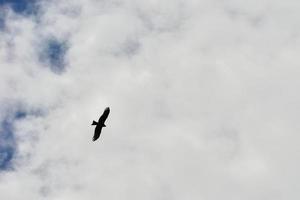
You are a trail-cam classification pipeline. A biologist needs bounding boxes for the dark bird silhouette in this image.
[92,107,110,141]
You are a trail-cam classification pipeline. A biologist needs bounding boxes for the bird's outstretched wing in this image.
[93,107,110,141]
[98,107,110,124]
[93,125,102,141]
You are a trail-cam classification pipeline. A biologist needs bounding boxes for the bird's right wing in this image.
[98,107,110,123]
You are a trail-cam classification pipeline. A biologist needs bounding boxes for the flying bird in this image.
[92,107,110,141]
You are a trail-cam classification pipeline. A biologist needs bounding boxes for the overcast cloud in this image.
[0,0,300,199]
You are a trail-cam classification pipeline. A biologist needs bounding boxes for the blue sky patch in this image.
[40,38,68,74]
[0,118,16,170]
[14,111,27,119]
[0,107,43,171]
[0,0,38,15]
[0,12,4,30]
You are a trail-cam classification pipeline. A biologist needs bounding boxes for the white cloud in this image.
[0,0,300,199]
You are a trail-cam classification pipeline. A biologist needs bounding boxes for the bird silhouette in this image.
[92,107,110,141]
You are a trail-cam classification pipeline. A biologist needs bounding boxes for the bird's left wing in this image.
[93,125,102,141]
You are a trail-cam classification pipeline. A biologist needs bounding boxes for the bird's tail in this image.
[91,121,98,125]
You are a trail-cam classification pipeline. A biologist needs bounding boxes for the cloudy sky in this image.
[0,0,300,199]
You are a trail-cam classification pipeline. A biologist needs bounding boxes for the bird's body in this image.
[92,107,110,141]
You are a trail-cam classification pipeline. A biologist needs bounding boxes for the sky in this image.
[0,0,300,199]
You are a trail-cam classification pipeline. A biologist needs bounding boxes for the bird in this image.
[91,107,110,141]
